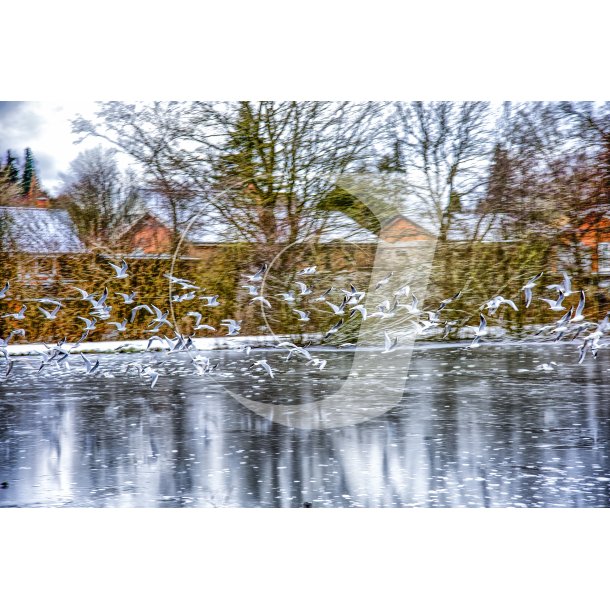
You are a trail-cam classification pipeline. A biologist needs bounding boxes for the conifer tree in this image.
[3,150,19,183]
[21,147,36,196]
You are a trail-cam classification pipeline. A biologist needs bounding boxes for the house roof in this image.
[383,210,512,242]
[446,213,512,242]
[0,207,87,254]
[127,206,378,246]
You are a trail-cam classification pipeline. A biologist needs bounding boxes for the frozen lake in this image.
[1,343,610,507]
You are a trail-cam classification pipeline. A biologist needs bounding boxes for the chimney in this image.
[35,197,50,208]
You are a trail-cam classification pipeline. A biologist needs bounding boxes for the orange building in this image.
[577,213,610,274]
[118,212,173,255]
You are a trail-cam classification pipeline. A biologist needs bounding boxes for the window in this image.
[598,242,610,273]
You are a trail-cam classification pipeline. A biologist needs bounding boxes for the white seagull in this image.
[80,352,100,375]
[107,319,129,332]
[129,304,154,323]
[539,291,566,312]
[547,271,574,297]
[571,289,586,323]
[220,319,242,336]
[251,359,275,378]
[245,263,268,283]
[297,266,317,275]
[394,284,410,298]
[187,311,216,331]
[77,317,97,331]
[293,309,310,322]
[2,305,26,320]
[381,330,398,353]
[37,304,62,320]
[375,271,394,291]
[349,304,367,321]
[250,296,272,308]
[242,285,259,296]
[200,295,220,307]
[483,295,518,315]
[469,314,488,348]
[116,291,137,304]
[295,281,313,296]
[313,287,333,302]
[72,286,99,304]
[520,271,543,308]
[277,291,296,303]
[108,259,129,279]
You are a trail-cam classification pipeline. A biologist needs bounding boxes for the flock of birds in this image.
[0,259,607,389]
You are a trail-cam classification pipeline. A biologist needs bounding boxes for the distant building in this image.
[578,212,610,275]
[0,206,87,283]
[119,208,378,256]
[380,211,512,244]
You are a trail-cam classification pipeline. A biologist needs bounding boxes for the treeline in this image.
[2,101,610,343]
[0,147,42,204]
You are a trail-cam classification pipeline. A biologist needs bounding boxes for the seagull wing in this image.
[539,298,556,307]
[108,261,121,275]
[575,290,586,317]
[327,302,341,314]
[562,271,571,294]
[504,299,518,311]
[37,306,51,318]
[187,311,202,326]
[556,307,573,326]
[383,330,392,351]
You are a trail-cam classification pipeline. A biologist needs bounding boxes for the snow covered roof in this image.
[0,207,87,254]
[383,210,512,242]
[314,211,377,243]
[446,213,512,242]
[138,206,378,245]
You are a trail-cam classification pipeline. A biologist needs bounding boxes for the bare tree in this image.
[73,101,385,254]
[391,101,493,240]
[58,146,143,249]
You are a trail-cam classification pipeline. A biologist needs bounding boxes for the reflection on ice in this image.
[1,344,610,507]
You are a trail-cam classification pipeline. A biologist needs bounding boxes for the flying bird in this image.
[0,281,9,299]
[246,263,268,283]
[2,305,26,320]
[108,259,129,279]
[250,296,272,308]
[469,314,488,348]
[295,281,312,296]
[375,272,394,291]
[520,272,543,308]
[297,266,317,275]
[571,290,586,323]
[129,304,153,323]
[220,319,242,336]
[547,271,574,297]
[116,291,137,304]
[107,319,128,332]
[381,330,398,353]
[293,309,310,322]
[437,291,462,312]
[539,291,566,312]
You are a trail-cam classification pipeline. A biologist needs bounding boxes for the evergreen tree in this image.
[3,150,19,183]
[21,147,36,196]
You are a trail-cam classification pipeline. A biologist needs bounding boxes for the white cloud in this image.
[0,101,108,196]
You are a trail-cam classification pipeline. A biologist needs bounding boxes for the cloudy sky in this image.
[0,101,104,195]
